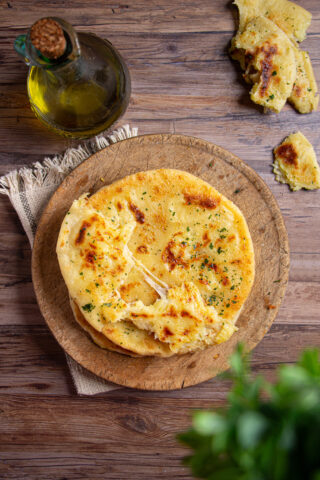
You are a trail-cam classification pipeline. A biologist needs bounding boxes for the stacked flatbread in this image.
[230,0,319,113]
[57,169,255,357]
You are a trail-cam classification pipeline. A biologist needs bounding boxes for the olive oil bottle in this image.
[14,18,131,138]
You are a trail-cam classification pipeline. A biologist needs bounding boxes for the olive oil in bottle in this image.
[14,18,131,138]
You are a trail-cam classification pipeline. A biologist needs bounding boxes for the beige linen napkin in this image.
[0,124,138,395]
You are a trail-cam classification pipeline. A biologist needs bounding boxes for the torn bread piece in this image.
[233,0,312,43]
[231,16,296,113]
[231,0,318,114]
[69,297,141,357]
[273,132,320,191]
[289,49,319,114]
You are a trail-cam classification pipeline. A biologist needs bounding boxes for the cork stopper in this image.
[30,18,66,60]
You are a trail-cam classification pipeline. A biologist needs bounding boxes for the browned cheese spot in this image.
[183,192,220,209]
[75,215,98,245]
[181,310,198,321]
[162,240,189,271]
[75,220,91,245]
[275,143,298,167]
[85,251,95,264]
[202,231,210,246]
[208,263,218,272]
[136,245,148,254]
[129,203,145,224]
[111,264,125,276]
[258,43,278,97]
[222,276,230,286]
[120,282,140,295]
[231,259,242,265]
[162,306,178,318]
[117,201,123,211]
[293,84,303,97]
[163,327,174,337]
[131,312,149,318]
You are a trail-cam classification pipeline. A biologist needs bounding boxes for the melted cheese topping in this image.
[273,132,320,191]
[57,169,255,355]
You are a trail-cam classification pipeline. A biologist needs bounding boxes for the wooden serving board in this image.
[32,134,289,390]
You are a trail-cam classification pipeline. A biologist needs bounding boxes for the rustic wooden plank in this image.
[0,323,318,397]
[1,0,319,35]
[1,102,319,165]
[0,394,195,479]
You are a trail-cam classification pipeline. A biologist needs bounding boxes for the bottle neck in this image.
[14,17,81,72]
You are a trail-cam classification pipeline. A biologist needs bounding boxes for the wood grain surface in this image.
[0,0,319,478]
[32,134,289,390]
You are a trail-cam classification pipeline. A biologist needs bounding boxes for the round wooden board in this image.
[32,134,289,391]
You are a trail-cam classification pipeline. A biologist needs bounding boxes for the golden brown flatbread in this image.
[57,169,255,356]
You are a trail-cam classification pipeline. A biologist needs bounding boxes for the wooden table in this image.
[0,1,319,478]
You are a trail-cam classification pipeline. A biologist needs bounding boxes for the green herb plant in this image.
[178,345,320,480]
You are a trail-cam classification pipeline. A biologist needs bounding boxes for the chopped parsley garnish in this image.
[85,289,91,293]
[272,70,277,76]
[209,242,214,250]
[217,247,223,254]
[234,188,241,194]
[269,94,275,100]
[82,303,95,312]
[187,226,190,232]
[79,272,83,276]
[103,302,112,307]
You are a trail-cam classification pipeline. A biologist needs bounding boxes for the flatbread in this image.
[57,169,255,355]
[231,16,296,113]
[233,0,312,43]
[273,132,320,191]
[289,49,319,114]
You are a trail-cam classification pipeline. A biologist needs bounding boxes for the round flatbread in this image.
[57,169,255,355]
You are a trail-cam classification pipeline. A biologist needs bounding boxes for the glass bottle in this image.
[14,18,131,138]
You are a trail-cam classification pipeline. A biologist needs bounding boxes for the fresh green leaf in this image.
[237,411,267,448]
[193,411,226,435]
[178,345,320,480]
